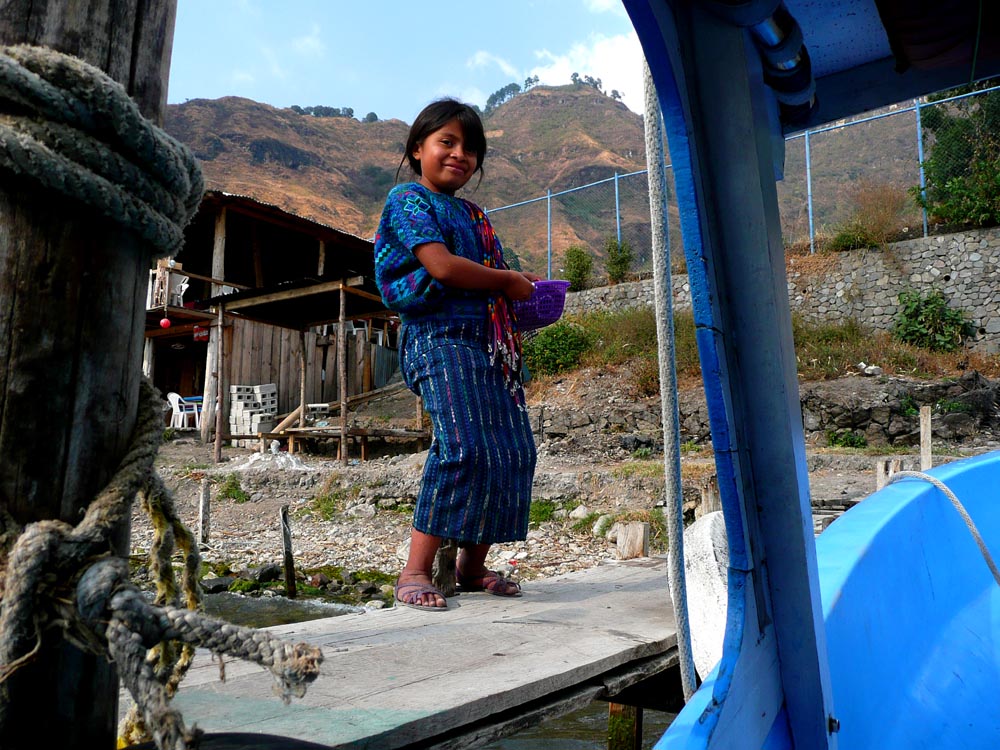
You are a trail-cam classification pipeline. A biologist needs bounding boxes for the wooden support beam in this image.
[608,703,642,750]
[338,286,348,465]
[299,331,307,429]
[0,3,177,747]
[213,304,226,463]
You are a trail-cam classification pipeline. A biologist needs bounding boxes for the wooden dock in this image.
[131,558,680,748]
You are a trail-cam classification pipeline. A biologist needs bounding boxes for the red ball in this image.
[159,317,171,329]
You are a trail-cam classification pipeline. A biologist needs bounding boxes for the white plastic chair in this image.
[167,392,200,429]
[169,275,190,307]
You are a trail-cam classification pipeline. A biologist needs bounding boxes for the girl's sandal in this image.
[457,569,522,597]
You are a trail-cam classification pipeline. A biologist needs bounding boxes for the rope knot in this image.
[0,44,203,257]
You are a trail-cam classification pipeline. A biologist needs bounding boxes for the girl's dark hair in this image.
[396,98,487,185]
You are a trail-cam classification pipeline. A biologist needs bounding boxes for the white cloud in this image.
[584,0,628,15]
[467,50,519,78]
[230,69,255,85]
[529,31,644,114]
[292,23,325,57]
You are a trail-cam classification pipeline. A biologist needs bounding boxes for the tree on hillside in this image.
[571,72,580,85]
[363,111,378,123]
[610,90,623,101]
[485,82,522,114]
[291,105,357,118]
[524,75,540,90]
[916,79,1000,228]
[604,236,633,283]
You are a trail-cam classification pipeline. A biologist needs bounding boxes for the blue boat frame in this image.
[620,1,1000,748]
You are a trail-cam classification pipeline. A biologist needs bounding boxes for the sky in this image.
[167,0,645,123]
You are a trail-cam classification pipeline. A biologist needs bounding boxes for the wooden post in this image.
[201,206,227,443]
[299,331,308,428]
[213,304,226,463]
[0,4,177,748]
[615,522,650,560]
[920,405,933,470]
[875,458,904,490]
[338,285,348,464]
[198,478,211,544]
[280,505,297,599]
[608,702,643,750]
[697,474,721,518]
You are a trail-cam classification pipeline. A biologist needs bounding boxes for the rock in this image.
[569,504,591,520]
[365,600,386,610]
[308,573,331,587]
[201,576,236,594]
[255,563,282,583]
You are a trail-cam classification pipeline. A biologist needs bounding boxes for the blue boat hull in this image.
[658,450,1000,748]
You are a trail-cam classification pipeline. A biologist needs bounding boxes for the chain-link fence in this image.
[487,83,1000,282]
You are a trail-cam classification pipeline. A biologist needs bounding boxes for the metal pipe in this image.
[614,171,621,244]
[805,128,815,253]
[546,188,552,279]
[914,98,929,238]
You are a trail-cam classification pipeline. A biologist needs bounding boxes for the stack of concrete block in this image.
[306,403,330,423]
[229,383,278,447]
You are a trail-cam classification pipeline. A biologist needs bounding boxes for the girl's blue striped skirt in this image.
[400,318,536,544]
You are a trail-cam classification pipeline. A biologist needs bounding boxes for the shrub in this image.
[529,499,557,526]
[917,84,1000,228]
[216,474,249,503]
[826,429,867,449]
[893,289,973,353]
[523,322,591,375]
[604,236,634,283]
[828,179,908,250]
[564,245,593,291]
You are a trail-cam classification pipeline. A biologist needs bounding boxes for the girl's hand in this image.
[504,271,536,301]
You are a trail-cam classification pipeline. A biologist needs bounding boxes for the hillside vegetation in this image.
[524,307,1000,396]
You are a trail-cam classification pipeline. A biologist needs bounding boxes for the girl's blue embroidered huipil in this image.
[374,183,536,544]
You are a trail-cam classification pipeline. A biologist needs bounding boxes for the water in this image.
[202,591,360,628]
[207,593,675,748]
[484,702,675,749]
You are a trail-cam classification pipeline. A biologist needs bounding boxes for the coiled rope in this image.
[0,45,323,749]
[887,470,1000,586]
[0,44,203,257]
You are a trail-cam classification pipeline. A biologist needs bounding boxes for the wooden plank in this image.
[223,279,350,310]
[141,560,676,749]
[176,269,249,289]
[0,3,176,747]
[338,287,348,464]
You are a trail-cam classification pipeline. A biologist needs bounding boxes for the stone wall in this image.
[562,227,1000,353]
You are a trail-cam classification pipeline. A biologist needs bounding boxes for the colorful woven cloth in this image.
[460,199,524,406]
[374,182,524,405]
[400,319,536,543]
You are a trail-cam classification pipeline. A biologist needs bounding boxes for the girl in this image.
[374,99,540,611]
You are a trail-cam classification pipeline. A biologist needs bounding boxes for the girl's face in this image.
[412,118,479,195]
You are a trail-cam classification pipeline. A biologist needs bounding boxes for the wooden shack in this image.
[143,190,403,455]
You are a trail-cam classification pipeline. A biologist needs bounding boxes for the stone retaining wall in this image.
[562,227,1000,353]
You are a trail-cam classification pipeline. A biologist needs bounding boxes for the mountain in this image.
[163,84,649,274]
[164,84,924,275]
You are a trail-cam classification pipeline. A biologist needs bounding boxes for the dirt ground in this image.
[137,371,999,584]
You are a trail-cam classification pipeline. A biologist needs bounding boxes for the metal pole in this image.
[914,98,929,238]
[805,128,815,254]
[546,188,552,279]
[614,171,622,244]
